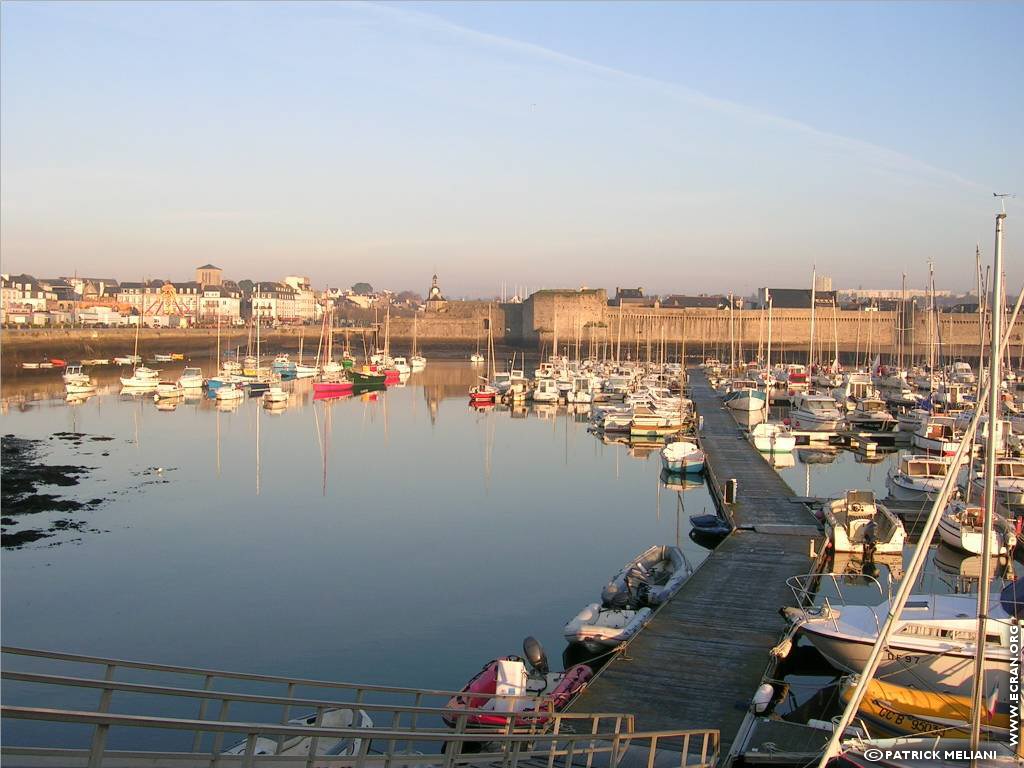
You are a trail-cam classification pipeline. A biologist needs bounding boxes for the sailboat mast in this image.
[807,266,816,370]
[968,209,1005,753]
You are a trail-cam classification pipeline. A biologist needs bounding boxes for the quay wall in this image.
[5,303,1022,369]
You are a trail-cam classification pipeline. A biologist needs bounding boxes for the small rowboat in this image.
[660,441,705,474]
[350,369,386,386]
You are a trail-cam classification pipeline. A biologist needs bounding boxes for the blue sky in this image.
[2,1,1020,296]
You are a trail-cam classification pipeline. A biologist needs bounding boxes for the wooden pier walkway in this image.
[571,371,821,756]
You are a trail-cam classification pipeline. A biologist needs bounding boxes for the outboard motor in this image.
[522,636,549,676]
[600,580,629,610]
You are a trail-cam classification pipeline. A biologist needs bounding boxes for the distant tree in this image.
[351,282,373,295]
[238,279,254,296]
[396,291,422,304]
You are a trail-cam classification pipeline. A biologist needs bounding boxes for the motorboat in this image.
[62,365,91,385]
[532,377,559,403]
[410,354,427,371]
[392,357,411,375]
[262,387,289,405]
[845,397,898,432]
[886,454,960,501]
[469,383,498,404]
[833,372,877,409]
[113,354,142,365]
[912,415,961,456]
[838,675,1012,740]
[749,422,796,453]
[937,499,1017,555]
[293,363,317,379]
[789,392,844,432]
[660,441,705,474]
[443,638,592,728]
[177,367,204,388]
[896,408,928,432]
[723,379,767,412]
[65,380,97,395]
[151,354,174,363]
[631,407,685,438]
[566,376,595,404]
[215,383,245,401]
[823,490,905,555]
[154,381,185,400]
[80,358,109,366]
[960,457,1024,507]
[785,577,1021,698]
[470,352,485,364]
[224,708,372,762]
[947,360,976,385]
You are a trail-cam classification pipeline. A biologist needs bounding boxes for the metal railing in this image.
[785,572,889,634]
[1,647,720,768]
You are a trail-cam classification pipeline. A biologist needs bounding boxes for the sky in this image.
[1,1,1021,297]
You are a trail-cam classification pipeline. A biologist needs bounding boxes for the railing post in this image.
[384,709,401,768]
[354,729,372,768]
[192,674,215,753]
[409,691,423,743]
[645,735,658,768]
[279,681,297,753]
[242,733,258,768]
[86,723,109,768]
[209,699,231,766]
[87,663,116,768]
[442,714,466,768]
[584,716,600,768]
[305,706,325,768]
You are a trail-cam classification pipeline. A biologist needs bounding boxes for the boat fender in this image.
[752,683,774,714]
[522,636,549,676]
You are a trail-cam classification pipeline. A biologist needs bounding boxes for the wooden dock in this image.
[571,371,822,759]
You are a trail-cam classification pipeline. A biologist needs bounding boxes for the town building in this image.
[757,287,838,309]
[608,287,657,307]
[659,294,731,309]
[196,264,223,287]
[424,274,448,312]
[283,275,317,321]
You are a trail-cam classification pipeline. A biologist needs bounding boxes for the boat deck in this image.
[570,371,822,757]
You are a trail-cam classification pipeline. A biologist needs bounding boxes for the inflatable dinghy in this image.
[224,708,372,760]
[563,603,652,651]
[601,545,692,607]
[443,638,592,728]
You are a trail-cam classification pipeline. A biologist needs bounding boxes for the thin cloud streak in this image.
[365,1,985,194]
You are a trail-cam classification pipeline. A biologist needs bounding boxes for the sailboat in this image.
[469,306,498,403]
[410,313,427,370]
[120,312,160,388]
[313,300,353,398]
[470,321,485,364]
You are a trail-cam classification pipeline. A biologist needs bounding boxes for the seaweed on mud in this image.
[1,435,99,548]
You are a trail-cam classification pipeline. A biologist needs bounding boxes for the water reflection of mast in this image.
[216,406,221,477]
[255,395,261,496]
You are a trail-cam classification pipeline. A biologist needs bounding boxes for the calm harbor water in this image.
[2,361,1017,742]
